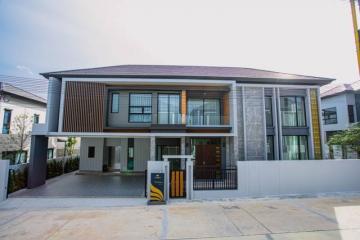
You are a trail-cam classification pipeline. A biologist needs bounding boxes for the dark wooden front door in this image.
[194,144,221,178]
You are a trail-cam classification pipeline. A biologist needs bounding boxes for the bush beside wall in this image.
[8,165,28,194]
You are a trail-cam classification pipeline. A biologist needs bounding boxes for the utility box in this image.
[0,160,10,201]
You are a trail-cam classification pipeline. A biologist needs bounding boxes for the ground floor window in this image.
[47,148,54,160]
[3,150,28,165]
[282,135,308,160]
[266,136,275,160]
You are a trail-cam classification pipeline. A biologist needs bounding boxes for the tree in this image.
[328,123,360,157]
[65,137,77,156]
[10,113,32,164]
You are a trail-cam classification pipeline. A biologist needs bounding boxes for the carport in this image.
[10,172,146,198]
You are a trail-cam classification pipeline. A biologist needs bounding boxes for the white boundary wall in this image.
[0,160,10,201]
[194,160,360,200]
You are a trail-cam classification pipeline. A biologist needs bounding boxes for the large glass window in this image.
[281,96,306,127]
[265,97,273,127]
[129,93,152,123]
[282,135,308,160]
[187,99,220,125]
[111,93,119,113]
[3,151,28,165]
[2,109,12,134]
[266,136,274,160]
[158,94,180,124]
[322,107,337,125]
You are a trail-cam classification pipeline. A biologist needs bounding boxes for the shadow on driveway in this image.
[10,172,146,198]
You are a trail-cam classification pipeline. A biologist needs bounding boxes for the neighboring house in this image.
[0,80,60,164]
[29,65,333,187]
[320,81,360,159]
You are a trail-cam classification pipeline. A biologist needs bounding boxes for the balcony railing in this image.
[157,113,182,125]
[186,115,224,126]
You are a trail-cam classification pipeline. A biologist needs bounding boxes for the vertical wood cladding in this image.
[63,82,105,132]
[181,90,187,124]
[222,93,230,125]
[310,89,322,159]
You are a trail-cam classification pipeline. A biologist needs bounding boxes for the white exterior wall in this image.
[79,138,104,171]
[0,95,46,160]
[194,160,360,199]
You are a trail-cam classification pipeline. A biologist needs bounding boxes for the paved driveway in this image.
[1,195,360,239]
[10,172,146,198]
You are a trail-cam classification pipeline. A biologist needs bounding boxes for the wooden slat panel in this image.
[179,171,184,196]
[181,90,187,124]
[222,93,229,124]
[310,89,322,159]
[171,171,175,197]
[63,82,105,132]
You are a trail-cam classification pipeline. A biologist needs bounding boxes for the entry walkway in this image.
[10,172,146,198]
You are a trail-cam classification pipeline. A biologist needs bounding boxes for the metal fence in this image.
[193,167,237,190]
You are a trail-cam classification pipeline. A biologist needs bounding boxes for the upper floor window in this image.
[158,94,181,124]
[129,93,152,123]
[2,109,12,134]
[348,105,355,123]
[322,107,337,125]
[33,114,40,124]
[281,96,306,127]
[265,96,273,127]
[111,93,120,113]
[187,98,220,125]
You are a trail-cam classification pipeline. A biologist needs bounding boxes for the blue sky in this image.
[0,0,359,97]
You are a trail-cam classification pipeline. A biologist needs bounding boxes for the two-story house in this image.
[0,80,60,164]
[28,65,333,188]
[321,80,360,159]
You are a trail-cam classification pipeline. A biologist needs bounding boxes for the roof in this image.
[320,80,360,98]
[41,65,334,86]
[0,81,47,104]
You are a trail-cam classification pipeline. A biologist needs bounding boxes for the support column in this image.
[181,137,186,155]
[150,136,156,161]
[28,135,48,188]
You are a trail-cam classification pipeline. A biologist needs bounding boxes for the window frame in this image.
[265,96,273,127]
[280,96,307,127]
[88,146,95,158]
[322,107,338,125]
[47,148,54,160]
[128,93,152,123]
[348,105,355,123]
[266,135,275,160]
[111,92,120,113]
[33,114,40,124]
[282,135,309,160]
[2,109,12,134]
[157,93,181,124]
[187,98,221,125]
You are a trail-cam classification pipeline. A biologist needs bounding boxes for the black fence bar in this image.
[193,167,237,190]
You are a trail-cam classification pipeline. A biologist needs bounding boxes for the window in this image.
[281,96,306,127]
[265,97,273,127]
[33,114,40,124]
[111,93,120,113]
[47,148,54,160]
[3,151,27,165]
[127,138,134,170]
[158,94,181,124]
[88,146,95,158]
[266,135,274,160]
[129,93,152,122]
[322,107,337,125]
[282,136,308,160]
[187,99,220,125]
[2,109,12,134]
[348,105,355,123]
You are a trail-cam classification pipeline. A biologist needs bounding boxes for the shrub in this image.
[8,165,28,194]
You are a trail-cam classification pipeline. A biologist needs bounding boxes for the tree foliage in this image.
[65,137,77,156]
[328,123,360,153]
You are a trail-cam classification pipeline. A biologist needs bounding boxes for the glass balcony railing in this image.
[186,115,225,126]
[156,113,227,126]
[157,112,182,125]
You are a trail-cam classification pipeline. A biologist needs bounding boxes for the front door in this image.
[194,144,221,179]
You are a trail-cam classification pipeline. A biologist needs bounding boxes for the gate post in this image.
[186,158,194,200]
[0,160,9,201]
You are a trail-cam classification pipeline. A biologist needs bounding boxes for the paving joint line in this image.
[239,206,273,234]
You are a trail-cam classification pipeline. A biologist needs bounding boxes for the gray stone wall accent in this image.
[235,86,245,160]
[243,87,266,160]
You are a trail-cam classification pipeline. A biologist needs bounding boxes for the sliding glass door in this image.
[187,99,220,125]
[158,94,181,124]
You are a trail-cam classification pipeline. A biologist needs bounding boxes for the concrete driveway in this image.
[1,195,360,239]
[10,172,146,198]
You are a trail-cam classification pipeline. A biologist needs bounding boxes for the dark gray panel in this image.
[28,135,48,188]
[282,127,309,136]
